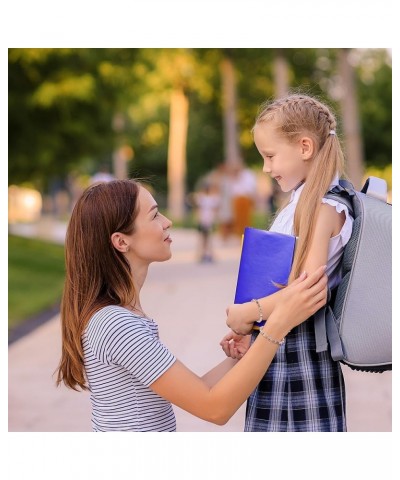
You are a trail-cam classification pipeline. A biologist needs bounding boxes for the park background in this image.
[5,13,395,480]
[8,47,392,326]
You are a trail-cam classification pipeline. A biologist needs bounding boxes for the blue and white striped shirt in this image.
[83,305,176,432]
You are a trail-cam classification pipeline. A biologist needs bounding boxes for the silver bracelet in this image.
[251,298,264,323]
[259,326,285,346]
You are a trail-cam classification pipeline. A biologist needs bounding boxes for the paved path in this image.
[8,221,392,431]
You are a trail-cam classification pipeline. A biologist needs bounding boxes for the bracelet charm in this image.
[251,298,264,326]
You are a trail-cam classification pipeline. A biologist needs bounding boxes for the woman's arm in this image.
[150,266,327,425]
[225,204,344,335]
[200,357,238,388]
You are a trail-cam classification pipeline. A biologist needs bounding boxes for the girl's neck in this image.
[293,179,305,191]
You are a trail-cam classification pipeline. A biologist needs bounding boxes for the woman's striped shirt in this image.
[82,305,176,432]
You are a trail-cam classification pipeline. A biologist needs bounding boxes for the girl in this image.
[55,179,327,432]
[221,93,354,432]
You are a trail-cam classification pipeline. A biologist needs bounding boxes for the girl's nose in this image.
[163,215,173,229]
[263,158,272,174]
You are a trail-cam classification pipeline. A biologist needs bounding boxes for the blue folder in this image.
[234,227,296,328]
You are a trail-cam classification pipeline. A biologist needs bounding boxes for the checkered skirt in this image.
[245,317,347,432]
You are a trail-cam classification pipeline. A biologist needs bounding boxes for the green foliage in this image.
[8,235,65,328]
[356,49,392,168]
[8,48,392,195]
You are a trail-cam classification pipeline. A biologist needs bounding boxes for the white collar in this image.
[289,174,340,204]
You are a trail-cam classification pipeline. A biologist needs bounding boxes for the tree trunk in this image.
[167,88,189,221]
[220,57,242,168]
[273,49,289,98]
[338,49,365,189]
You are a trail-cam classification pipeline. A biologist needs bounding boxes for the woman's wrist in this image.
[259,326,285,346]
[261,313,291,342]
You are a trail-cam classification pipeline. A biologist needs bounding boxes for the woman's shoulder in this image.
[87,305,149,334]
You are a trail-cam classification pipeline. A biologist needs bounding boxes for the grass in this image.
[8,235,65,329]
[7,210,271,330]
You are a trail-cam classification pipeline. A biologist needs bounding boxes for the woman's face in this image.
[127,186,173,266]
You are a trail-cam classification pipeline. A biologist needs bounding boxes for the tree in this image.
[8,48,391,206]
[167,88,189,220]
[273,49,289,98]
[338,49,365,189]
[220,52,242,167]
[8,48,139,190]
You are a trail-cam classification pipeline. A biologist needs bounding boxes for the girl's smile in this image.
[253,122,312,193]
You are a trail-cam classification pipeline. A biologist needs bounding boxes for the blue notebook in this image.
[234,227,296,328]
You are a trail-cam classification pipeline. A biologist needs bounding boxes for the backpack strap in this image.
[314,301,345,360]
[314,306,328,352]
[314,179,355,358]
[324,179,355,217]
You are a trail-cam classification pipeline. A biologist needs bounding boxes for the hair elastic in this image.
[329,130,336,135]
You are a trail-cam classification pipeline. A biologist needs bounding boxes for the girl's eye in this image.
[153,211,159,219]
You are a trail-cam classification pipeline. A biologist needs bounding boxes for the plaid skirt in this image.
[245,318,347,432]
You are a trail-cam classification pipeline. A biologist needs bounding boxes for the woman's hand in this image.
[225,303,255,335]
[269,265,328,334]
[220,331,251,359]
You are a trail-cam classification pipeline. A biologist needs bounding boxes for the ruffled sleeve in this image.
[322,198,354,247]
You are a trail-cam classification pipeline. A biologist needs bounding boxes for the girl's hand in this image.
[225,303,254,335]
[220,331,251,359]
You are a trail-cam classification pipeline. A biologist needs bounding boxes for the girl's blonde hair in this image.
[55,179,141,391]
[254,94,345,281]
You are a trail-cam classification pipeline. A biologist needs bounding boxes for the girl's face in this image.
[127,186,173,266]
[253,122,312,192]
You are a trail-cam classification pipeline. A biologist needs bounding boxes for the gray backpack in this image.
[314,176,392,373]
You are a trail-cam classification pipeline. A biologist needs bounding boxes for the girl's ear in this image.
[300,136,314,160]
[111,232,129,253]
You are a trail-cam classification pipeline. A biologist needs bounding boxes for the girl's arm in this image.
[301,203,344,273]
[225,288,285,335]
[226,204,344,335]
[150,266,327,425]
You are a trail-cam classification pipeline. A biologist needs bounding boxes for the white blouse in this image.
[269,177,354,289]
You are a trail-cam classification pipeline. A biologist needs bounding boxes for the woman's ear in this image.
[300,136,314,160]
[111,232,129,253]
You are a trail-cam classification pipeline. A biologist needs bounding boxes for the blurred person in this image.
[66,171,89,213]
[48,175,70,218]
[231,165,257,236]
[191,180,220,263]
[55,179,327,432]
[269,177,290,215]
[90,165,115,185]
[221,93,353,432]
[213,163,235,241]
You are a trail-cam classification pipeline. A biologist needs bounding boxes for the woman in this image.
[56,179,327,432]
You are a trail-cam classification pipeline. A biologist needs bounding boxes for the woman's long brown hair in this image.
[254,94,345,281]
[55,179,140,391]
